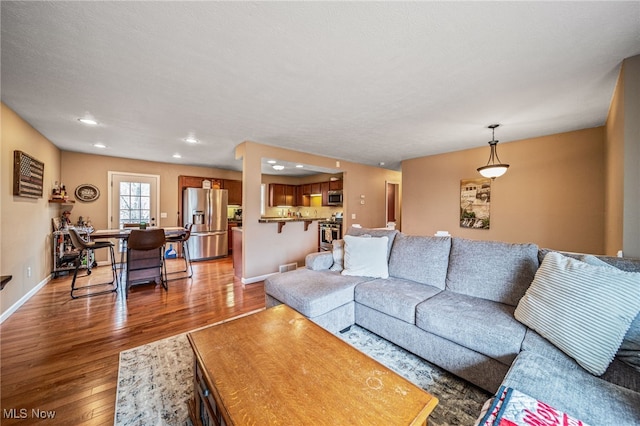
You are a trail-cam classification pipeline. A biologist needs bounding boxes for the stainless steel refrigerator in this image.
[183,188,228,260]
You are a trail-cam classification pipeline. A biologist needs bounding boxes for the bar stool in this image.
[166,223,193,280]
[68,227,118,299]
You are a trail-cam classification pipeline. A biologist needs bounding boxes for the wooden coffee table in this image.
[187,305,438,425]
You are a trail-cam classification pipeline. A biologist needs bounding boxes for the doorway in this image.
[386,181,400,229]
[108,172,160,230]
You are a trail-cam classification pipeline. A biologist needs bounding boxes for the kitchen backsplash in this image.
[264,206,342,219]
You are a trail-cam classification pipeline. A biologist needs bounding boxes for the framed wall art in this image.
[13,150,44,198]
[75,184,100,202]
[460,178,491,229]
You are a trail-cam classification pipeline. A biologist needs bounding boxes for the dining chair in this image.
[166,223,193,280]
[125,229,167,297]
[68,227,118,299]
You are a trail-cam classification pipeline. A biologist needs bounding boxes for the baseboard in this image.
[241,272,277,285]
[0,275,51,324]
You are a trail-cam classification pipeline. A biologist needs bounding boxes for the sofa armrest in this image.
[305,251,334,270]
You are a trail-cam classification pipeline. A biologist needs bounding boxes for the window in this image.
[118,181,151,228]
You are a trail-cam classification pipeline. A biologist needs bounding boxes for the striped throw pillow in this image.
[515,251,640,376]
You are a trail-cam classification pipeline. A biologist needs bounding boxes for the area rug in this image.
[115,316,491,425]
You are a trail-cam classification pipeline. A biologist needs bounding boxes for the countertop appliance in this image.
[183,188,228,260]
[327,190,343,206]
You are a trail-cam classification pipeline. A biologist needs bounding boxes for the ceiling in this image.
[2,2,639,172]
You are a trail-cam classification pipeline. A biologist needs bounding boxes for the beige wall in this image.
[1,102,62,317]
[605,63,625,255]
[402,127,606,253]
[237,141,401,281]
[604,54,640,258]
[620,55,640,258]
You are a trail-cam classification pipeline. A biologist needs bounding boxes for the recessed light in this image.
[173,153,182,159]
[267,160,277,164]
[296,164,304,168]
[93,143,107,149]
[184,137,198,144]
[272,165,285,171]
[78,118,98,125]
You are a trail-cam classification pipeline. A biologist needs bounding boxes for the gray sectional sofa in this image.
[264,227,640,425]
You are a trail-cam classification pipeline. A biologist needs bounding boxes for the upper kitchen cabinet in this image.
[269,183,295,207]
[329,179,343,191]
[179,175,222,190]
[222,179,242,205]
[321,182,330,206]
[310,182,322,195]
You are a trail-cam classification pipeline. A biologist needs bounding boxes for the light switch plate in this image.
[160,212,168,218]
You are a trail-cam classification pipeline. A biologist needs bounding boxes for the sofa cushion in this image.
[515,251,640,376]
[342,235,389,278]
[355,278,441,324]
[446,238,539,306]
[305,251,334,271]
[620,314,640,373]
[345,226,398,260]
[387,233,450,289]
[502,351,640,425]
[264,268,371,318]
[416,290,527,365]
[329,239,344,272]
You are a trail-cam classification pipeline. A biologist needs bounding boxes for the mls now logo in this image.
[3,408,56,419]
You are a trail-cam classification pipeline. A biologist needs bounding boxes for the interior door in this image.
[109,172,160,230]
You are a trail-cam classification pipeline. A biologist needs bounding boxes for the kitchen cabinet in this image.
[232,228,242,278]
[228,221,241,252]
[329,180,343,191]
[294,186,305,207]
[223,179,242,206]
[179,175,222,190]
[321,182,330,206]
[310,183,322,195]
[269,184,295,207]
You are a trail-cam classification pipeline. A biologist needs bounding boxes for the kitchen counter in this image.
[232,227,243,278]
[259,217,327,233]
[259,217,328,222]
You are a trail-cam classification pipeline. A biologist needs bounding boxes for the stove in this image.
[319,219,342,251]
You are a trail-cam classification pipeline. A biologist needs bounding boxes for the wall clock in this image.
[75,184,100,202]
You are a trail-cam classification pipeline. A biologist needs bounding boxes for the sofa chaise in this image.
[264,227,640,425]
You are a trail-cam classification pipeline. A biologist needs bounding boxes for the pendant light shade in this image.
[477,124,509,178]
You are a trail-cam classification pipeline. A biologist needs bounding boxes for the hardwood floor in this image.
[0,257,265,425]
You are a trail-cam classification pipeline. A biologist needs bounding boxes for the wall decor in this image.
[460,178,491,229]
[13,150,44,198]
[75,184,100,202]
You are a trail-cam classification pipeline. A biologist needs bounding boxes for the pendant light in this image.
[477,124,509,178]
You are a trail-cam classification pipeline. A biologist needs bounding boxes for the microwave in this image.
[327,190,343,206]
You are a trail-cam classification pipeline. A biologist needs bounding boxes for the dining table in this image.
[89,227,187,277]
[89,226,187,240]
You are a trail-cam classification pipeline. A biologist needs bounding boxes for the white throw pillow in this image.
[341,235,389,278]
[329,239,344,272]
[515,252,640,376]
